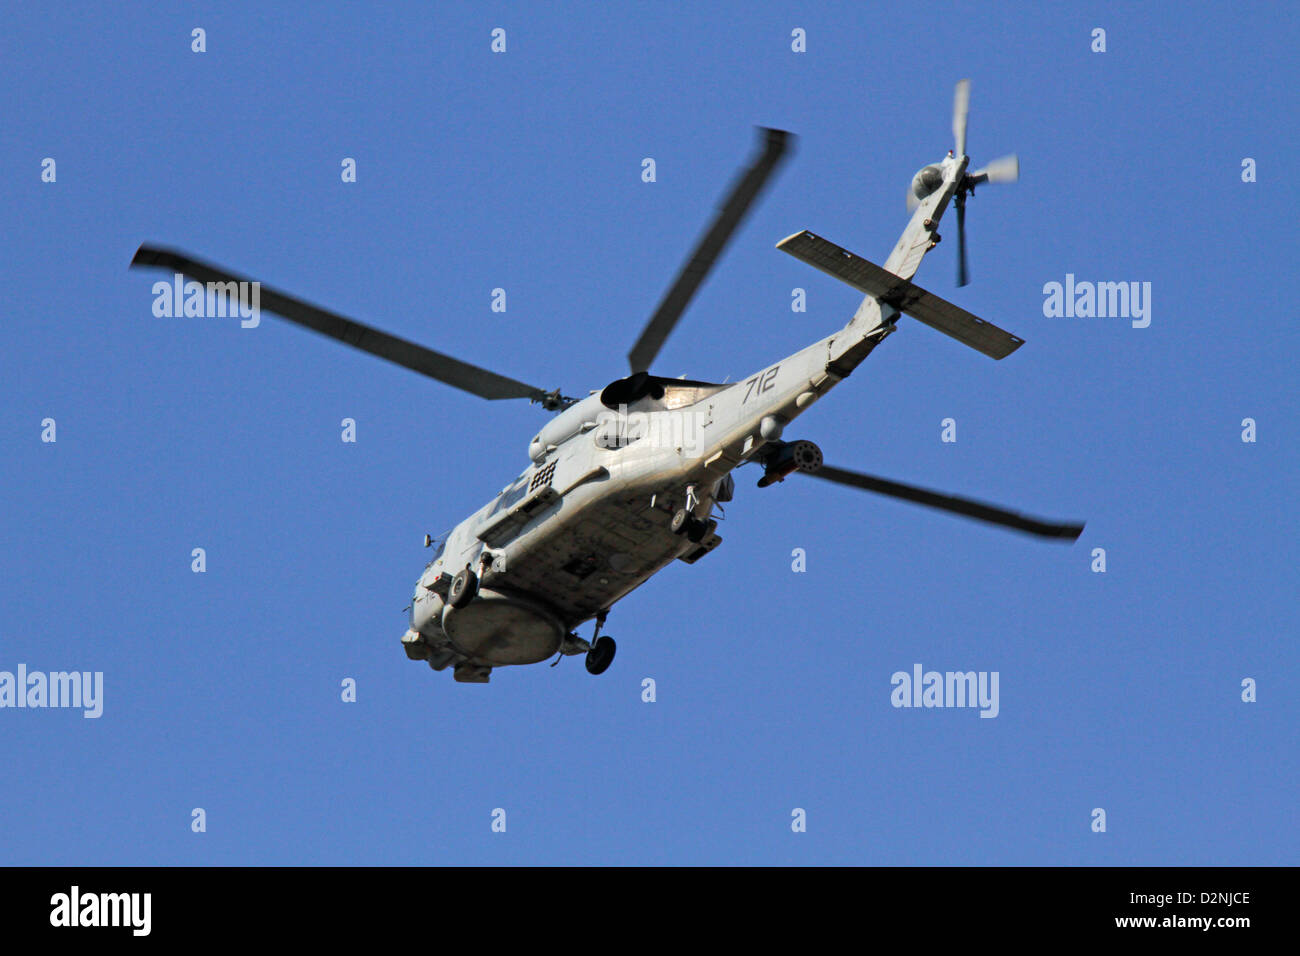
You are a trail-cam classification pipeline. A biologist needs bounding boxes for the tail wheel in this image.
[448,568,479,609]
[585,636,617,675]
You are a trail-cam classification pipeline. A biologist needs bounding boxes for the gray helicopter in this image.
[132,80,1082,684]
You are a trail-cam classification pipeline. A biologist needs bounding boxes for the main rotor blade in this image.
[627,127,792,374]
[953,78,970,158]
[808,464,1084,540]
[131,245,565,406]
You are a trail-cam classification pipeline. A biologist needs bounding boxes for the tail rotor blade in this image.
[955,194,969,287]
[973,153,1019,184]
[952,78,970,157]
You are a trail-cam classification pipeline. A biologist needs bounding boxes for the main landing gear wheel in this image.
[585,635,617,675]
[448,568,479,609]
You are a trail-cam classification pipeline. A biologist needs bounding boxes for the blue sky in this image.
[2,1,1296,865]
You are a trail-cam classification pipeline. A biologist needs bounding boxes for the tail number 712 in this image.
[742,365,780,403]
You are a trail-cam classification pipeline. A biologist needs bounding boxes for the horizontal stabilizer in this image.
[776,230,1024,359]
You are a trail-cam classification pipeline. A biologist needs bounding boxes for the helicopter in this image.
[131,80,1083,684]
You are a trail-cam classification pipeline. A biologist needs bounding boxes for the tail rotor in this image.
[950,79,1018,287]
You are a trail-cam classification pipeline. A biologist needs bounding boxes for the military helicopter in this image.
[131,80,1082,684]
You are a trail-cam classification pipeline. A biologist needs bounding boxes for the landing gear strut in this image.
[553,610,618,674]
[584,610,616,675]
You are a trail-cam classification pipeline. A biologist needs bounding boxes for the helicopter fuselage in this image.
[405,298,901,679]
